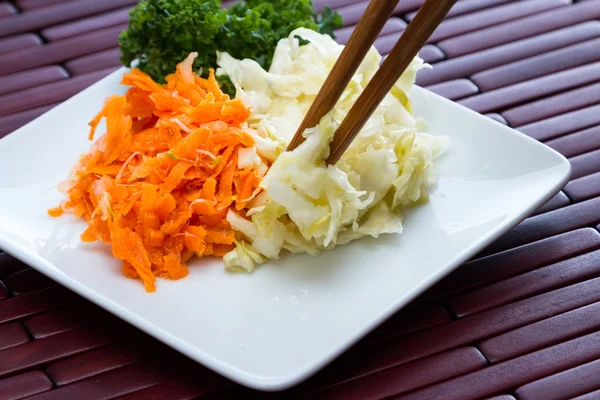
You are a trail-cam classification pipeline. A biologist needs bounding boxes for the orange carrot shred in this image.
[212,244,236,257]
[163,253,189,280]
[205,228,235,245]
[50,52,268,292]
[202,177,217,201]
[47,207,64,217]
[185,225,207,254]
[122,261,140,279]
[80,225,98,242]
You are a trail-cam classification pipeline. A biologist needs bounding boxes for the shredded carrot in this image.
[47,207,64,218]
[52,52,266,292]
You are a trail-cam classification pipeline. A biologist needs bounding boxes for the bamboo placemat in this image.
[1,1,600,399]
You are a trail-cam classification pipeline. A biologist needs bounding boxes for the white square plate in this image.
[0,68,570,391]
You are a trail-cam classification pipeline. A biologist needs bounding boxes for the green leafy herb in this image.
[216,74,237,98]
[317,6,343,38]
[119,0,225,86]
[211,155,224,168]
[166,151,180,160]
[107,205,116,218]
[119,0,343,95]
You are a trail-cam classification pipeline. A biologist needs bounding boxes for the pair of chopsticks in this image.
[287,0,458,164]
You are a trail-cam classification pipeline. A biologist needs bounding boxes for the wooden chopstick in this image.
[327,0,458,165]
[286,0,400,151]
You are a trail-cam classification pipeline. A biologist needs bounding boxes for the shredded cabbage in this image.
[218,28,449,271]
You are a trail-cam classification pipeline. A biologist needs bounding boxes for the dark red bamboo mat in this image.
[1,0,600,399]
